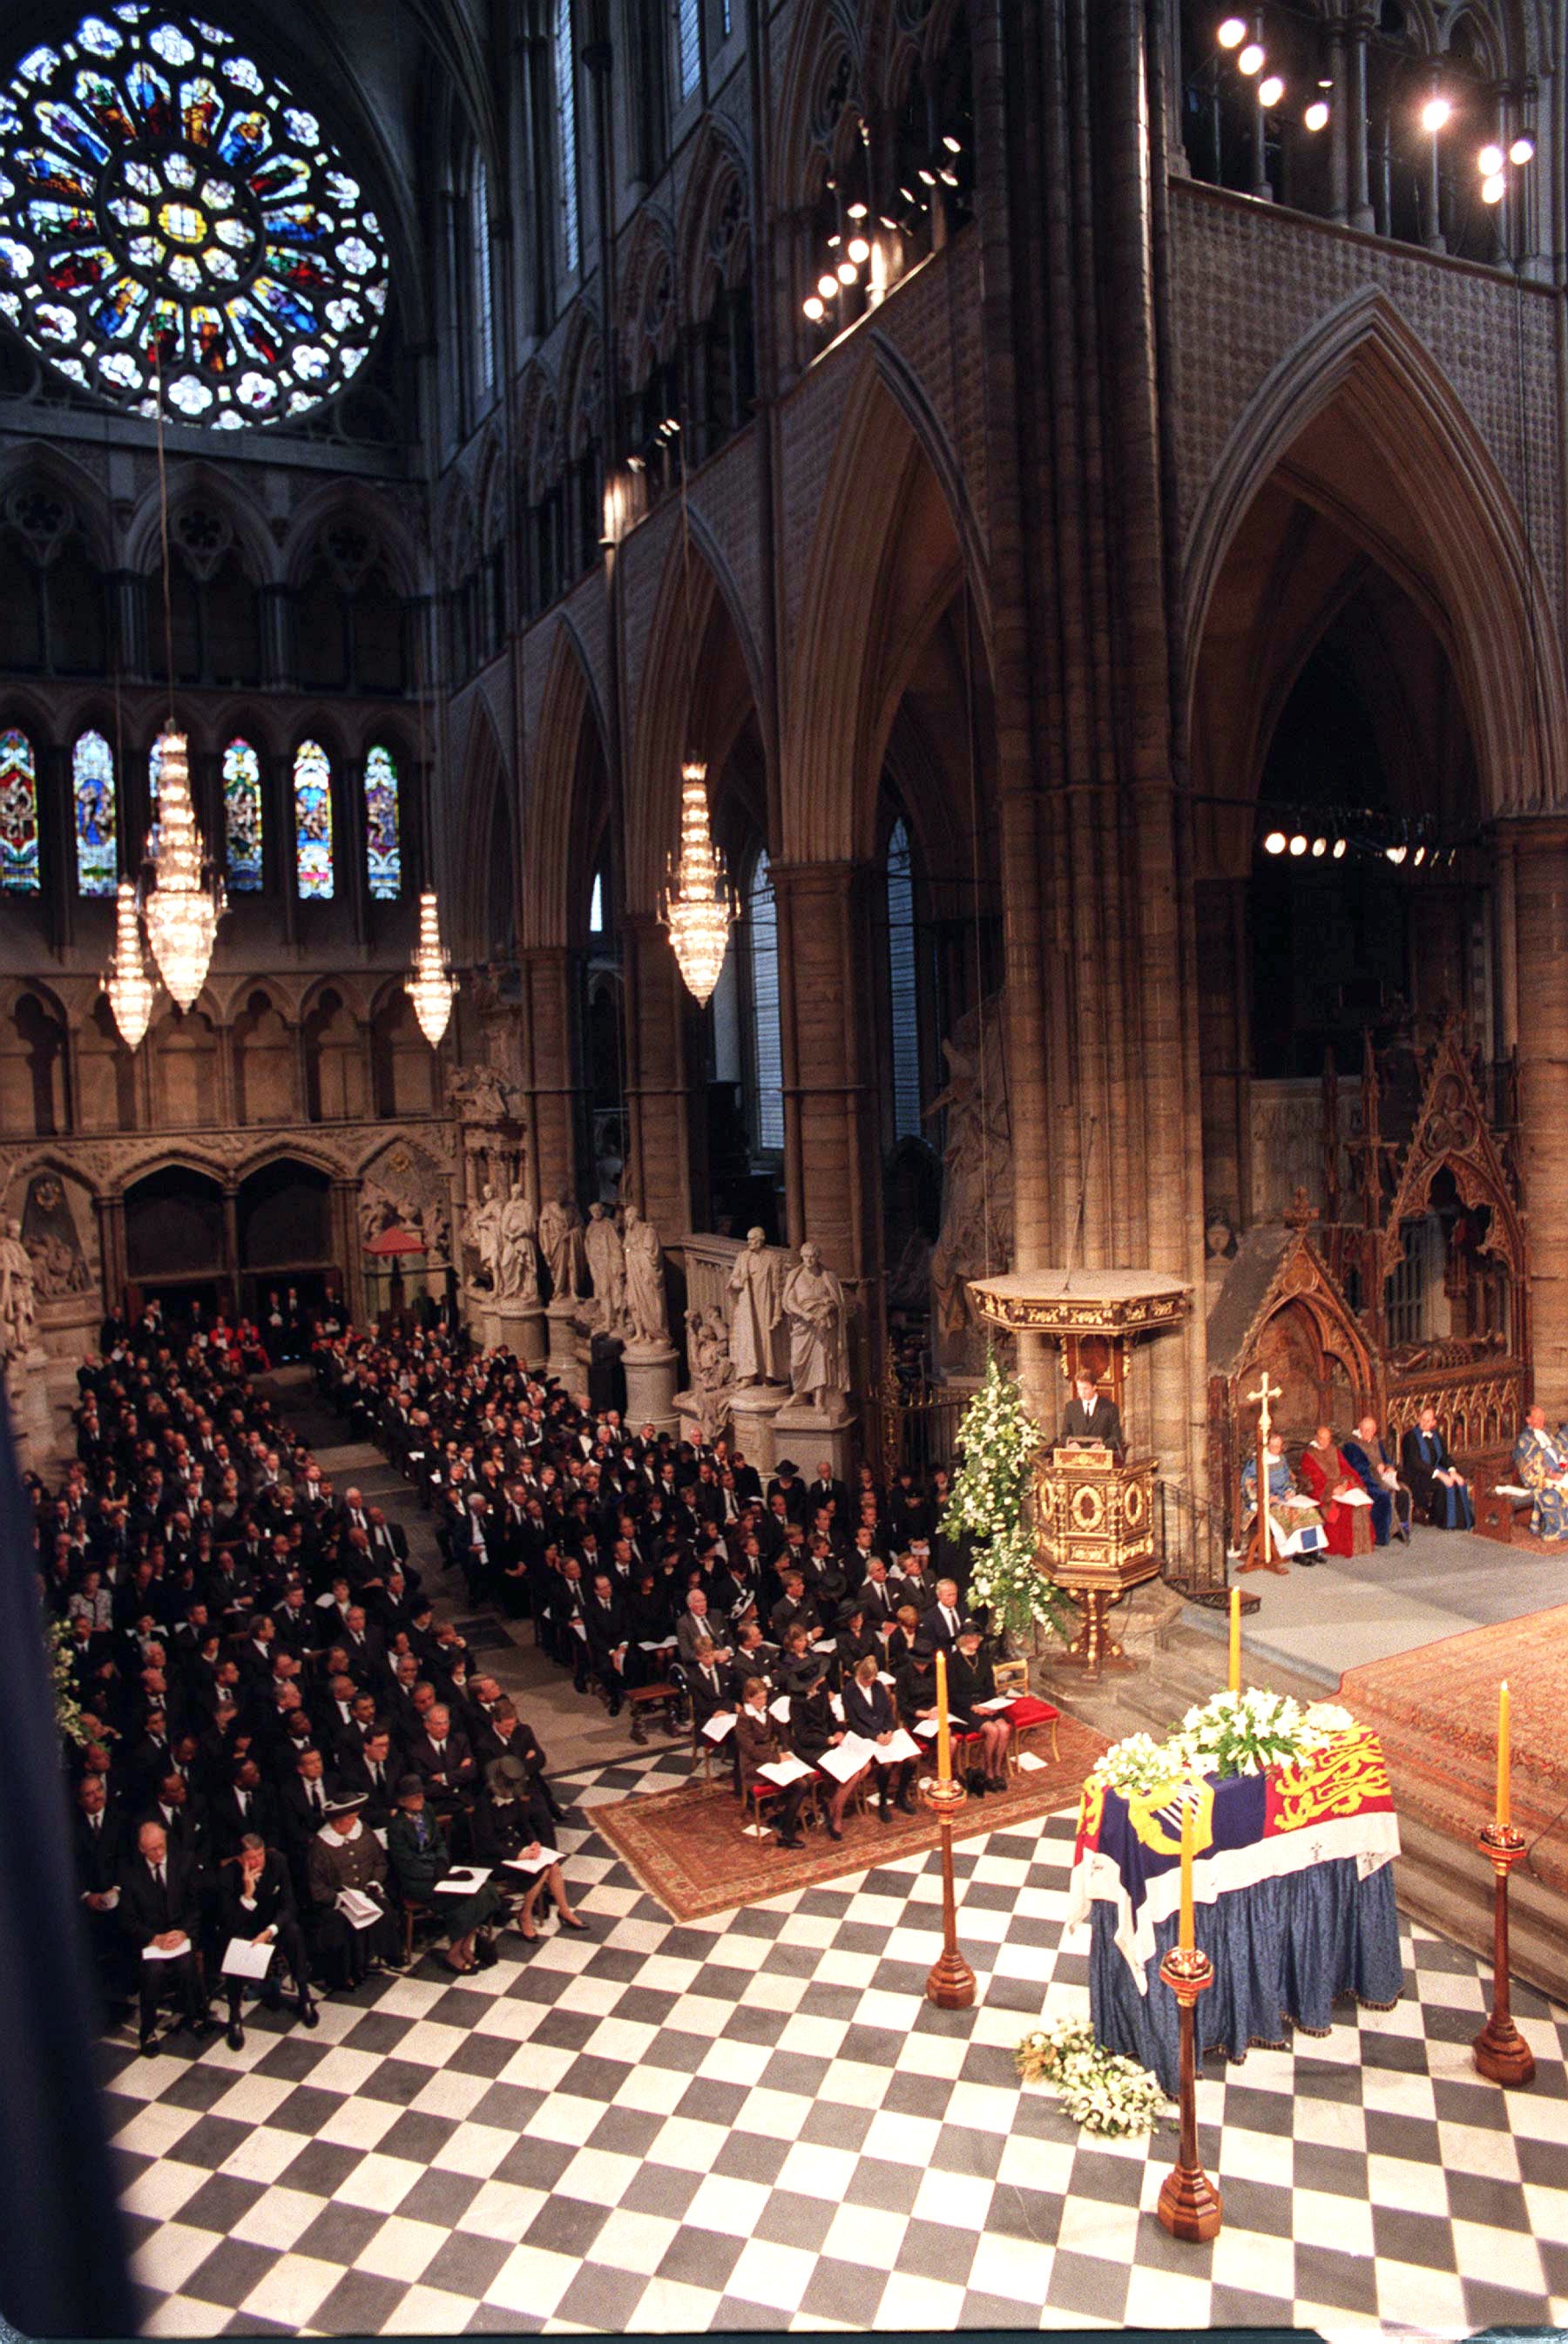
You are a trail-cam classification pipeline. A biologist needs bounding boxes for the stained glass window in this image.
[363,740,399,899]
[0,726,40,891]
[676,0,701,99]
[293,737,331,898]
[72,725,117,894]
[886,817,921,1140]
[554,0,578,277]
[0,8,390,430]
[747,848,783,1152]
[470,154,493,400]
[223,734,261,888]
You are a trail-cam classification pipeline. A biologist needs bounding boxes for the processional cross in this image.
[1239,1372,1285,1577]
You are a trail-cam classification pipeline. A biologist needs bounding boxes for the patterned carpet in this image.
[592,1717,1110,1922]
[1340,1603,1568,1892]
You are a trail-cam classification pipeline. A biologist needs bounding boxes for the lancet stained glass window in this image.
[363,740,399,899]
[73,725,117,894]
[554,0,578,277]
[223,733,260,888]
[0,7,391,430]
[0,726,40,891]
[747,848,783,1153]
[293,736,331,898]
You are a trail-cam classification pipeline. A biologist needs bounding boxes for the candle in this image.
[1228,1586,1241,1695]
[1497,1680,1511,1831]
[1179,1792,1195,1952]
[936,1647,952,1785]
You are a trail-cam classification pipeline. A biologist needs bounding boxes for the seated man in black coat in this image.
[118,1819,213,2055]
[216,1833,317,2047]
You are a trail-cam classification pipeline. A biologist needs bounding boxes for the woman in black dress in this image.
[946,1622,1010,1790]
[790,1667,865,1841]
[842,1652,914,1819]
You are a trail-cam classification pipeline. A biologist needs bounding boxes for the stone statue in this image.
[0,1215,37,1362]
[928,997,1012,1374]
[21,1174,90,1299]
[727,1226,784,1386]
[584,1202,626,1331]
[686,1306,734,1444]
[538,1193,585,1300]
[465,1182,504,1291]
[447,1064,521,1125]
[622,1206,669,1346]
[496,1183,539,1303]
[782,1241,848,1412]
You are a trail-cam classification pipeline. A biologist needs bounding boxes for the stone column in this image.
[1513,821,1568,1413]
[1347,9,1375,232]
[331,1179,364,1326]
[220,1186,241,1316]
[621,912,695,1235]
[95,1192,126,1320]
[520,946,581,1208]
[771,860,883,1395]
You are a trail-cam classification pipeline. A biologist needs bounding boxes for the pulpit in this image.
[968,1270,1192,1674]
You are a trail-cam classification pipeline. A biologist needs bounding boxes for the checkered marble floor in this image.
[107,1747,1568,2337]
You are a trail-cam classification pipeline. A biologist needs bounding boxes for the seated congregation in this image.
[52,1314,586,2060]
[315,1323,1044,1854]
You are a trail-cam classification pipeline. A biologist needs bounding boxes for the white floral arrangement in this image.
[1092,1689,1359,1798]
[942,1354,1070,1642]
[1015,2016,1171,2138]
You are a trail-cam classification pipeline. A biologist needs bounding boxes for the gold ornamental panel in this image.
[1032,1444,1160,1596]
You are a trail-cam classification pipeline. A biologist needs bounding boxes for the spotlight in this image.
[1511,135,1536,165]
[846,200,868,220]
[1332,838,1347,860]
[1218,17,1247,49]
[939,167,959,186]
[836,259,857,284]
[943,134,963,153]
[1304,101,1329,132]
[848,236,870,263]
[816,273,838,301]
[1288,833,1308,856]
[1482,173,1506,204]
[1311,837,1327,857]
[1238,41,1265,74]
[802,295,825,321]
[1412,845,1427,867]
[1478,143,1504,175]
[664,417,680,435]
[1421,95,1451,134]
[1259,74,1285,107]
[1263,829,1288,855]
[1386,843,1408,865]
[917,166,937,186]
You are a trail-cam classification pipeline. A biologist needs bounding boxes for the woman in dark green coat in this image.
[387,1775,501,1971]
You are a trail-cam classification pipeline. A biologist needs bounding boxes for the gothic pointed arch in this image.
[523,618,607,951]
[448,695,514,964]
[1181,287,1568,816]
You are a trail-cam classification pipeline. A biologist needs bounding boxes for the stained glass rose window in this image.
[0,7,389,429]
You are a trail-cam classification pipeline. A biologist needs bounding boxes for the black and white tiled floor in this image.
[108,1749,1568,2336]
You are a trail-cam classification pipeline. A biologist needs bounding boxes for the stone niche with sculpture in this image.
[448,1060,536,1349]
[675,1226,859,1474]
[359,1136,453,1316]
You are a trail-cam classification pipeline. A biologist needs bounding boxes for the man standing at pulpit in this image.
[1061,1371,1124,1453]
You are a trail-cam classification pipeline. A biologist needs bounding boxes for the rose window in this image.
[0,5,389,429]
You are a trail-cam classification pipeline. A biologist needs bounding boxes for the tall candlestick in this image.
[1178,1791,1195,1952]
[935,1647,951,1785]
[1497,1680,1511,1831]
[1228,1587,1241,1694]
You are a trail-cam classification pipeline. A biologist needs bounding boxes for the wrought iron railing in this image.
[1152,1476,1233,1607]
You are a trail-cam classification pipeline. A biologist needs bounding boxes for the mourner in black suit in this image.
[118,1821,213,2052]
[216,1837,317,2045]
[1061,1374,1125,1452]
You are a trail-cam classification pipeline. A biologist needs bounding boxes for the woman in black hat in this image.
[471,1755,585,1939]
[834,1597,878,1683]
[790,1664,865,1841]
[947,1621,1010,1791]
[387,1775,503,1972]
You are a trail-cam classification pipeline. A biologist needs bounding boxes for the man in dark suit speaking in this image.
[1061,1371,1125,1454]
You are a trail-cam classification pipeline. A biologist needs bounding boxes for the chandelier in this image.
[408,889,457,1047]
[661,760,735,1006]
[144,730,225,1010]
[104,881,155,1051]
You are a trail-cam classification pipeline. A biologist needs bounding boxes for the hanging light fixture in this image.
[144,728,225,1010]
[407,888,457,1046]
[662,760,735,1006]
[105,879,155,1050]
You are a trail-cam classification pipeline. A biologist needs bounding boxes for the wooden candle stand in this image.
[1472,1824,1536,2088]
[922,1776,975,2010]
[1155,1945,1222,2241]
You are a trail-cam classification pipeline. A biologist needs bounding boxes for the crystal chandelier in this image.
[144,730,225,1010]
[408,888,457,1046]
[104,880,155,1050]
[661,760,735,1006]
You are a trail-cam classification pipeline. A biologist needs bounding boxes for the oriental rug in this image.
[1339,1602,1568,1893]
[590,1712,1109,1920]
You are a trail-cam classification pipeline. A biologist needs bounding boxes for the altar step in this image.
[1031,1623,1568,2013]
